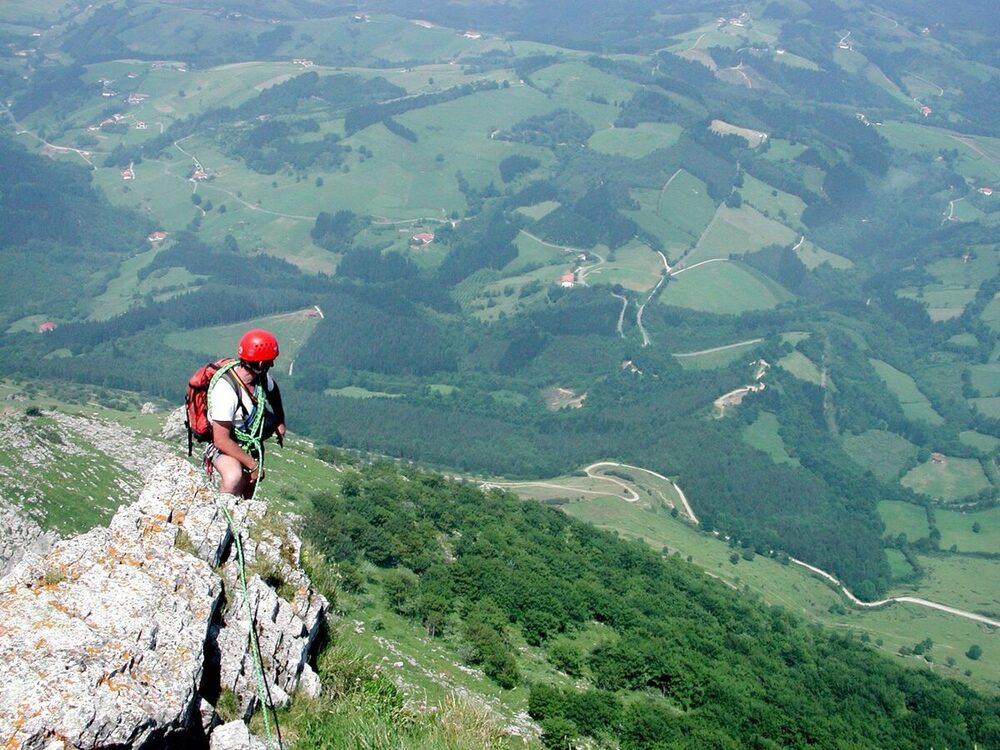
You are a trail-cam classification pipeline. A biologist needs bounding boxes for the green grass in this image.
[936,506,1000,554]
[164,308,321,370]
[587,122,682,158]
[742,411,799,466]
[514,201,560,221]
[507,230,569,272]
[969,397,1000,418]
[739,174,807,228]
[675,340,762,370]
[684,205,799,265]
[762,138,808,161]
[626,170,715,257]
[959,430,1000,452]
[980,296,1000,334]
[773,51,820,71]
[878,500,929,541]
[969,364,1000,397]
[879,121,1000,184]
[659,261,792,314]
[529,60,640,105]
[897,288,978,322]
[892,554,1000,619]
[868,359,944,425]
[795,239,853,270]
[88,247,205,321]
[778,350,824,385]
[326,386,402,399]
[583,240,664,293]
[885,548,916,580]
[900,456,991,503]
[844,431,918,482]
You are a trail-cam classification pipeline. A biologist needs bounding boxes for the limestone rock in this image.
[0,456,327,749]
[209,721,267,750]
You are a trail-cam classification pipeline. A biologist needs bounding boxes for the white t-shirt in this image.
[208,371,274,430]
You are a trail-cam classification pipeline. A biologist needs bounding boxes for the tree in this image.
[967,644,983,660]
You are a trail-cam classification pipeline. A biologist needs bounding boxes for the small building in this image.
[920,105,933,116]
[463,31,483,40]
[148,231,168,242]
[411,232,435,245]
[101,90,117,98]
[931,452,945,464]
[121,166,134,180]
[978,187,994,197]
[559,272,575,288]
[292,58,314,67]
[191,167,208,181]
[135,121,147,130]
[38,321,57,333]
[775,48,786,55]
[126,92,147,104]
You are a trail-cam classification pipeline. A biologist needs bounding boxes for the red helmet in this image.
[238,329,279,362]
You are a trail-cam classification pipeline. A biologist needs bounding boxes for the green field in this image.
[507,231,568,272]
[936,506,1000,553]
[674,339,763,370]
[587,122,682,157]
[88,246,205,320]
[635,169,716,251]
[897,288,977,322]
[879,121,1000,184]
[845,431,919,482]
[660,261,793,314]
[892,553,1000,618]
[324,386,402,399]
[896,246,997,322]
[969,363,1000,397]
[878,500,929,541]
[960,430,1000,452]
[553,484,1000,692]
[885,548,916,579]
[740,173,807,228]
[684,204,799,265]
[164,308,321,369]
[778,350,824,385]
[742,411,799,466]
[793,238,853,270]
[900,456,991,503]
[969,396,1000,418]
[869,358,944,424]
[515,201,561,221]
[981,296,1000,334]
[583,240,664,292]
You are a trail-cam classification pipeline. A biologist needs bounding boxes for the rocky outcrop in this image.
[0,457,327,749]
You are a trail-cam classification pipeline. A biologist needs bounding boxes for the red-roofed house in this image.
[559,272,575,288]
[148,231,168,242]
[979,187,994,197]
[191,167,208,181]
[38,321,57,333]
[411,232,435,245]
[121,166,135,180]
[920,105,933,116]
[463,31,483,39]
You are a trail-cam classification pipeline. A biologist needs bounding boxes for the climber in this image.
[205,328,286,498]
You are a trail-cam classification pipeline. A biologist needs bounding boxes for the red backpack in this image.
[185,358,240,455]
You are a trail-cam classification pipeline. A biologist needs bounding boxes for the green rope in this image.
[221,503,282,750]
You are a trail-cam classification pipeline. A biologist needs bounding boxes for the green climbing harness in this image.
[207,362,269,482]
